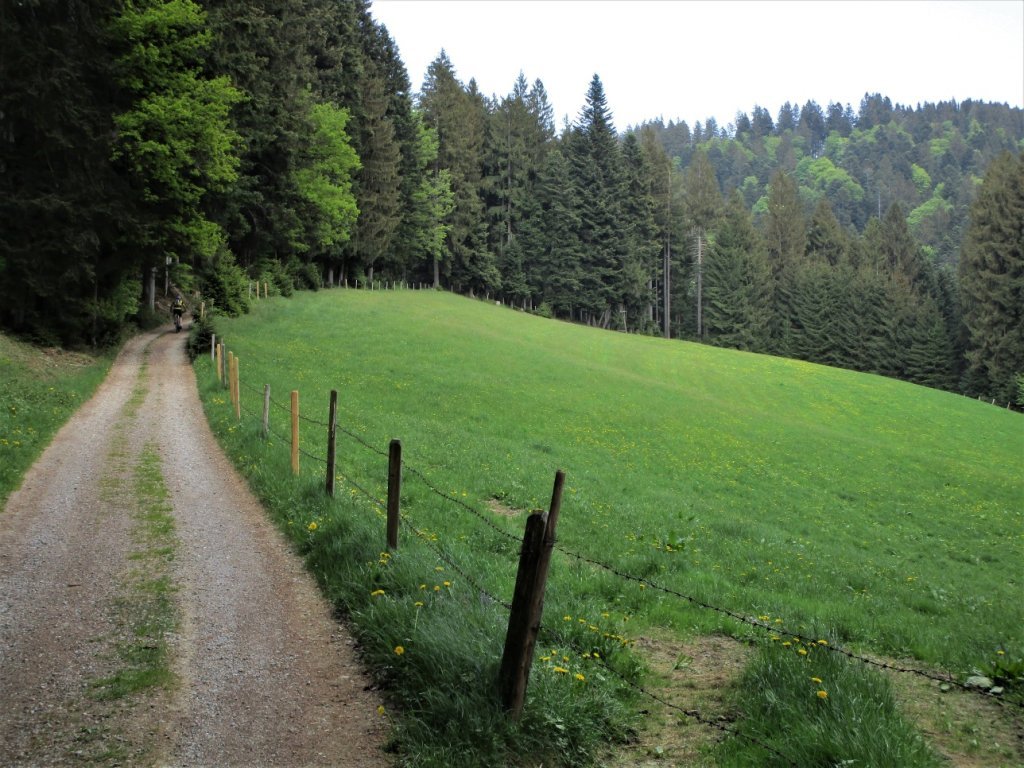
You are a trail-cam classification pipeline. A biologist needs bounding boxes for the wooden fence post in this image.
[290,390,300,476]
[499,469,565,718]
[387,439,402,550]
[215,343,222,383]
[210,333,216,362]
[200,300,205,319]
[264,281,268,299]
[326,390,338,497]
[262,384,271,439]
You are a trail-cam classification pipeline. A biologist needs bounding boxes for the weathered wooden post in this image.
[326,390,338,497]
[290,390,300,476]
[200,300,205,319]
[499,470,565,718]
[264,282,269,299]
[386,439,402,550]
[215,343,223,383]
[210,333,216,362]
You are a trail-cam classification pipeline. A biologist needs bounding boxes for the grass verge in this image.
[0,333,113,508]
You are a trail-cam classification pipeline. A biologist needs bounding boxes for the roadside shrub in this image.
[186,313,217,362]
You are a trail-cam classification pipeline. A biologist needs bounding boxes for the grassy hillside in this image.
[0,334,113,508]
[200,289,1022,766]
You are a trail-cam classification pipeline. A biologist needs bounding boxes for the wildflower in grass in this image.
[997,650,1005,656]
[575,673,586,681]
[394,646,405,656]
[540,656,551,662]
[377,705,386,716]
[443,581,451,587]
[419,584,427,590]
[782,641,792,647]
[817,639,829,646]
[435,566,444,572]
[414,601,424,608]
[552,666,569,674]
[433,585,440,592]
[308,521,318,531]
[798,648,808,656]
[811,677,822,683]
[817,690,829,699]
[371,589,385,597]
[563,615,572,621]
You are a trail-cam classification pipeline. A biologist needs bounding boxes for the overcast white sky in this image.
[370,0,1024,131]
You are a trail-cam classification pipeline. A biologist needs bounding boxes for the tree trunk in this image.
[432,256,440,288]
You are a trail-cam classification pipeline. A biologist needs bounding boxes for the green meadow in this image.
[198,289,1022,766]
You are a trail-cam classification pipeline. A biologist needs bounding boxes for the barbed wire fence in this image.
[208,339,1022,760]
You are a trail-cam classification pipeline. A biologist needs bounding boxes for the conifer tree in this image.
[567,74,628,327]
[959,151,1024,402]
[703,191,772,350]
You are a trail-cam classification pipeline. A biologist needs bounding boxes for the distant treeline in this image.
[1,1,1021,403]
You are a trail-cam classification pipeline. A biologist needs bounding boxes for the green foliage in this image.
[198,250,249,317]
[959,151,1024,402]
[295,103,361,253]
[186,312,217,362]
[109,0,242,265]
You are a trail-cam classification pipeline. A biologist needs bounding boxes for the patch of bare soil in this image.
[885,663,1024,767]
[602,632,752,768]
[487,498,524,518]
[0,328,389,767]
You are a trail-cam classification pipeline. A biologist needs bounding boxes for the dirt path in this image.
[0,329,388,767]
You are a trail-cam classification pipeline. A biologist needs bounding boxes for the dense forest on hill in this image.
[1,0,1022,403]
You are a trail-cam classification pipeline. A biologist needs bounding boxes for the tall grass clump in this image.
[716,634,938,767]
[0,333,113,507]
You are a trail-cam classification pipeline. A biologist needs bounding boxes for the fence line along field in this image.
[198,288,1023,767]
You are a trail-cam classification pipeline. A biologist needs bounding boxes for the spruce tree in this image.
[959,151,1024,402]
[567,74,628,327]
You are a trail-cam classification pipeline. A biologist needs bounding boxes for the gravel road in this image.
[0,328,388,767]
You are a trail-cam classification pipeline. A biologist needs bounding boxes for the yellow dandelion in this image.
[307,521,318,531]
[443,581,451,587]
[563,615,572,622]
[782,641,792,647]
[817,639,829,646]
[817,690,828,699]
[371,589,385,596]
[798,648,808,656]
[377,705,386,716]
[575,673,586,681]
[811,677,822,683]
[394,645,405,656]
[552,666,569,674]
[414,601,424,608]
[433,585,440,592]
[997,650,1005,656]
